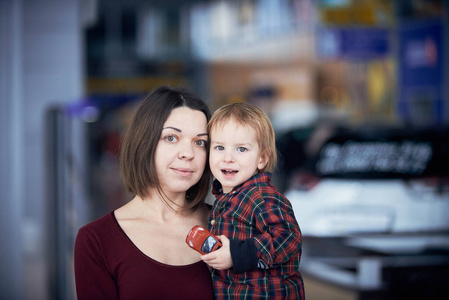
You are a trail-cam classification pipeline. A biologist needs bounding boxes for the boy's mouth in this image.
[221,169,238,175]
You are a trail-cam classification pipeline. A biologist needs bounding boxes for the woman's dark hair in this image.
[120,86,212,212]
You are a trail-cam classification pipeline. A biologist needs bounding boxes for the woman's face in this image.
[155,106,208,197]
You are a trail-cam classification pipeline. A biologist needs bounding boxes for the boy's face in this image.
[209,118,268,193]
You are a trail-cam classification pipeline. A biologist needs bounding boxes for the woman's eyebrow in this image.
[163,127,208,137]
[162,126,181,132]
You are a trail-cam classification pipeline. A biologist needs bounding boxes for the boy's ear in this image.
[257,152,269,171]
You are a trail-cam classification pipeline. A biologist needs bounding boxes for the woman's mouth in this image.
[173,168,194,177]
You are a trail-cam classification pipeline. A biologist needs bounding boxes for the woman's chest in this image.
[122,222,201,265]
[114,255,214,300]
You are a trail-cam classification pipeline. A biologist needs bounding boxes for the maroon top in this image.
[74,212,214,300]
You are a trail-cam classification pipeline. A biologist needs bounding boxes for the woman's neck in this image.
[132,193,190,222]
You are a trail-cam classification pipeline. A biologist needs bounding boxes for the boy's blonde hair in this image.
[208,102,277,173]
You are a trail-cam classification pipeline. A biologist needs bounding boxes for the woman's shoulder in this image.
[190,203,211,227]
[198,202,212,215]
[78,211,116,236]
[203,202,213,211]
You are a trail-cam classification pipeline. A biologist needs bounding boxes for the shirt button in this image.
[210,219,216,226]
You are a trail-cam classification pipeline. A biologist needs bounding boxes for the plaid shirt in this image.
[208,172,305,300]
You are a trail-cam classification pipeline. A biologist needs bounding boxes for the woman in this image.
[74,86,214,299]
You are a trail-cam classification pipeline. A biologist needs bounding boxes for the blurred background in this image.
[1,0,448,299]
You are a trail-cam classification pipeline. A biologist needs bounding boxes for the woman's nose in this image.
[179,142,195,160]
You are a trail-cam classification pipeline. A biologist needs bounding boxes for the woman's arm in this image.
[74,227,119,300]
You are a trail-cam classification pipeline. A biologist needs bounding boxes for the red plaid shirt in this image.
[208,172,305,299]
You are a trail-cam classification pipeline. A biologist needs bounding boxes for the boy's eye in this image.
[195,139,207,147]
[237,147,247,153]
[215,145,224,151]
[164,135,178,143]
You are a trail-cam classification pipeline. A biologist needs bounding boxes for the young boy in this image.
[201,102,305,299]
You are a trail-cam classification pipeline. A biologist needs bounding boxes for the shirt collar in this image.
[212,172,272,196]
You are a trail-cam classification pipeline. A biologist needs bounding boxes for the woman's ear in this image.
[257,152,269,171]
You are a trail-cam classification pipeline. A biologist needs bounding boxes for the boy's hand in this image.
[201,235,233,270]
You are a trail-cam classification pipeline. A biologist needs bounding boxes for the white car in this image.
[277,124,449,294]
[277,124,449,239]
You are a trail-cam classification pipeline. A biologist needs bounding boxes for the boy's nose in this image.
[223,150,235,162]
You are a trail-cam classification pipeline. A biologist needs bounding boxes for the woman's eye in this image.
[237,147,247,153]
[195,139,207,147]
[215,145,224,151]
[164,135,178,143]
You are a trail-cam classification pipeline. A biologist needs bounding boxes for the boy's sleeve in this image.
[228,188,302,273]
[229,238,258,273]
[252,193,302,268]
[229,238,272,273]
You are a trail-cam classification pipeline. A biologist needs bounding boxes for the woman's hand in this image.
[201,235,233,270]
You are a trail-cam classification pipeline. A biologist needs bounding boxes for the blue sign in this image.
[398,18,444,125]
[317,27,390,61]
